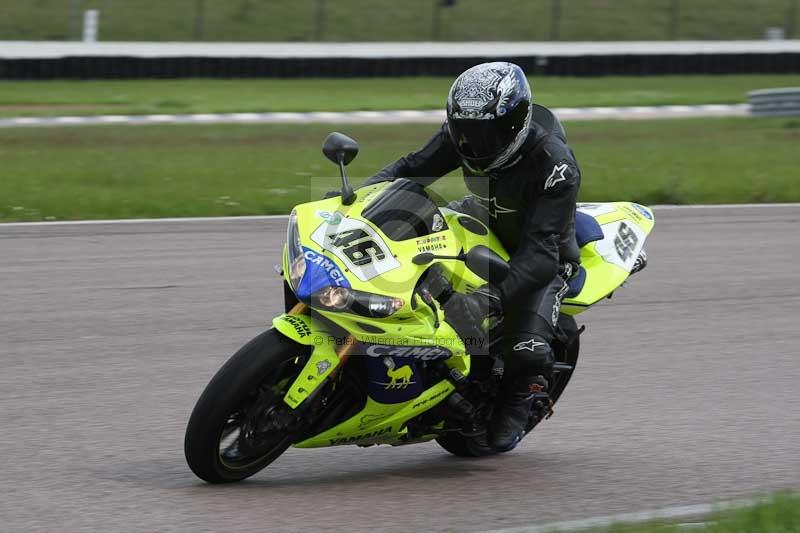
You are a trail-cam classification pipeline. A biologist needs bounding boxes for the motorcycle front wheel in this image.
[184,329,311,483]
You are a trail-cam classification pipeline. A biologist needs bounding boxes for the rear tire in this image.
[436,432,495,458]
[184,329,310,483]
[438,316,581,457]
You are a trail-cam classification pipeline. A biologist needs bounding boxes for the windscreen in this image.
[361,179,448,241]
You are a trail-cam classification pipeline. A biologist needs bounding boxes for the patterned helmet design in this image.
[446,62,532,173]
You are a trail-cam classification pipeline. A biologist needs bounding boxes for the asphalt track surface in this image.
[1,205,798,532]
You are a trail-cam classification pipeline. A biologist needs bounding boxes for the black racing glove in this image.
[441,285,503,354]
[465,285,504,320]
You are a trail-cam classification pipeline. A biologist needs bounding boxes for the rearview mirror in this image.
[464,245,510,282]
[322,132,359,166]
[322,132,359,205]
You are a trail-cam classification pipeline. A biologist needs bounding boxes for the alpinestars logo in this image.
[513,339,546,352]
[474,195,516,219]
[544,164,570,190]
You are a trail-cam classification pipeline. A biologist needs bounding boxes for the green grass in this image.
[1,75,799,118]
[1,117,798,222]
[1,0,798,41]
[591,491,800,532]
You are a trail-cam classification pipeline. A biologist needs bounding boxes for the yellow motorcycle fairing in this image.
[276,179,653,448]
[562,202,655,313]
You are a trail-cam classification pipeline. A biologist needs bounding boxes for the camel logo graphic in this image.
[385,365,413,389]
[367,357,422,400]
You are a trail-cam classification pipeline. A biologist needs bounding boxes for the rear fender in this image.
[272,314,340,409]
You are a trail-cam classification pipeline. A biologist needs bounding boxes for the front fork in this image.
[272,303,355,409]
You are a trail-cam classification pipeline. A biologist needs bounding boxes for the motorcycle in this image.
[184,132,655,483]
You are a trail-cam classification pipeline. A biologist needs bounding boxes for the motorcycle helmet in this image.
[446,62,532,173]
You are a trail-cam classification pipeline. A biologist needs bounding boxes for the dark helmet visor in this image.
[447,102,529,171]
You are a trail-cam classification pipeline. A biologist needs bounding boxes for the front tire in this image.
[184,329,311,483]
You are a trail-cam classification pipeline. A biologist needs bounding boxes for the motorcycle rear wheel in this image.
[437,316,581,458]
[435,432,495,457]
[184,329,311,483]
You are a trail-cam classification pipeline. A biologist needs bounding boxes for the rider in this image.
[362,62,581,451]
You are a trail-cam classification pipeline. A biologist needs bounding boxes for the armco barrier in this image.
[748,87,800,116]
[1,41,799,79]
[2,53,800,79]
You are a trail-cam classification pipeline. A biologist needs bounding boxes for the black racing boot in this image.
[489,376,549,452]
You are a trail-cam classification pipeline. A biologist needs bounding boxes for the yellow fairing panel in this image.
[562,202,654,314]
[291,183,454,308]
[439,207,509,293]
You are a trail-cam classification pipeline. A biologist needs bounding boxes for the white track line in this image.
[488,499,751,532]
[652,202,800,209]
[0,104,750,128]
[1,204,797,228]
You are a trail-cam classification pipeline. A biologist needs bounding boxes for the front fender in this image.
[272,313,340,409]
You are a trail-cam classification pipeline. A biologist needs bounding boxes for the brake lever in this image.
[419,288,440,329]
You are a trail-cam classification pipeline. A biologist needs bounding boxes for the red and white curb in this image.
[0,104,750,128]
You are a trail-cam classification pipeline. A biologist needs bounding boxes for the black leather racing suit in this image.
[363,104,581,377]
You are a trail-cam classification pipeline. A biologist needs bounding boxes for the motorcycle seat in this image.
[565,212,603,298]
[575,210,604,248]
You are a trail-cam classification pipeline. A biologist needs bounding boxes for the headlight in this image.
[310,286,404,318]
[286,209,305,288]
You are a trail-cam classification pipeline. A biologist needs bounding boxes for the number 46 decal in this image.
[310,217,400,281]
[328,228,386,266]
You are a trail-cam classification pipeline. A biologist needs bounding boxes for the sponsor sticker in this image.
[632,203,653,220]
[577,203,617,216]
[358,413,391,429]
[431,213,444,232]
[280,315,312,338]
[328,426,393,445]
[415,234,447,252]
[302,248,349,287]
[316,360,331,376]
[365,344,452,361]
[411,388,449,410]
[316,210,343,225]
